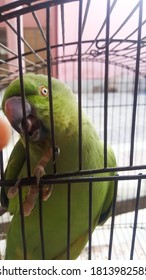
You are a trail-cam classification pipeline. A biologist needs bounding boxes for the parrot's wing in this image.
[1,138,26,209]
[98,146,116,226]
[98,181,114,226]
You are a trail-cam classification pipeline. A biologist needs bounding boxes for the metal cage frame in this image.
[0,0,146,260]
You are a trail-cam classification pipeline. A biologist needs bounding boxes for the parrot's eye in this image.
[39,86,49,97]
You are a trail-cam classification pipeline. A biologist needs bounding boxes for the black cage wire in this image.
[0,0,146,260]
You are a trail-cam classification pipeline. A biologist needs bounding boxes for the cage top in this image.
[0,0,146,90]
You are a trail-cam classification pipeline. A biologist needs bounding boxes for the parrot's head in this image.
[2,73,51,142]
[2,73,75,143]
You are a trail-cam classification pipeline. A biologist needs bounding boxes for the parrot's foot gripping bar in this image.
[7,146,60,216]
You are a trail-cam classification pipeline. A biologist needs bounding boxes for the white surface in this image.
[79,209,146,260]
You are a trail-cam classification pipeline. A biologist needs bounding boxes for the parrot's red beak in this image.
[4,96,41,140]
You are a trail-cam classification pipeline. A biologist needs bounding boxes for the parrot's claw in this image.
[22,164,45,216]
[54,146,60,164]
[23,186,39,216]
[34,163,53,200]
[7,176,22,199]
[22,145,60,216]
[34,164,46,188]
[7,146,60,216]
[22,176,53,216]
[42,184,53,201]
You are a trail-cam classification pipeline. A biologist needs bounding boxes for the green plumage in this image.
[1,73,116,259]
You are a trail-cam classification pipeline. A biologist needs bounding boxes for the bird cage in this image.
[0,0,146,260]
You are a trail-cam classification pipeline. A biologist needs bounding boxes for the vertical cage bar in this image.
[108,177,118,260]
[0,152,4,180]
[130,175,141,260]
[0,152,5,209]
[104,0,110,168]
[78,0,83,170]
[39,186,45,260]
[18,184,27,260]
[88,180,92,260]
[92,61,95,122]
[61,4,65,56]
[17,16,31,177]
[46,7,56,173]
[81,0,91,35]
[110,65,116,145]
[67,183,71,260]
[17,15,28,260]
[130,0,143,166]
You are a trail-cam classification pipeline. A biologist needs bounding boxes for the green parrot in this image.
[1,73,116,260]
